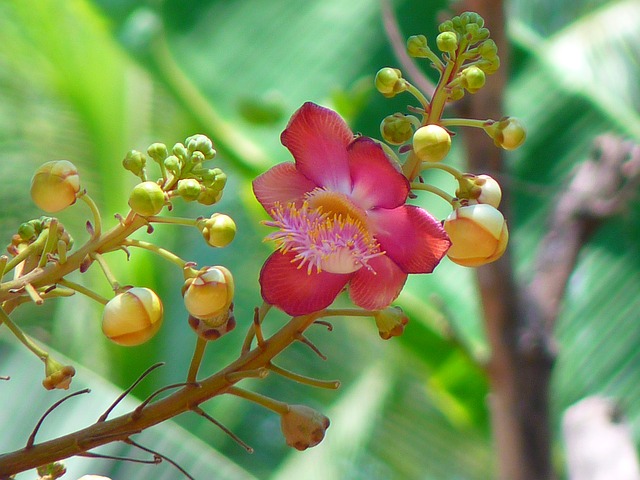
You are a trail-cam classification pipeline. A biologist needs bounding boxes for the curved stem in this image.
[441,117,491,129]
[410,183,456,205]
[57,279,109,306]
[90,253,120,292]
[419,161,466,180]
[0,307,50,362]
[122,239,188,269]
[79,192,102,239]
[227,386,289,415]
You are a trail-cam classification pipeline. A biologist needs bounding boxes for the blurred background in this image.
[0,0,639,478]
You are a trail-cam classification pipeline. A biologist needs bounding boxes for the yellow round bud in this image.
[373,306,409,340]
[30,160,81,213]
[436,31,458,53]
[495,118,526,150]
[457,174,502,208]
[280,405,330,451]
[183,266,234,321]
[412,124,451,162]
[128,181,165,216]
[375,67,405,98]
[102,287,163,346]
[198,213,236,248]
[460,66,486,93]
[177,178,202,202]
[444,204,508,267]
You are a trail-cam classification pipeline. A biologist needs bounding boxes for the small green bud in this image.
[406,35,429,57]
[375,67,406,98]
[30,160,81,213]
[479,39,498,59]
[380,113,414,145]
[191,150,206,165]
[172,142,188,161]
[209,169,227,191]
[102,287,163,346]
[163,155,181,175]
[477,56,500,74]
[128,181,165,216]
[449,86,465,101]
[460,66,486,93]
[436,31,458,53]
[176,178,202,202]
[147,143,168,163]
[122,150,147,176]
[18,222,38,241]
[185,134,216,160]
[412,124,452,162]
[198,213,236,248]
[198,187,223,206]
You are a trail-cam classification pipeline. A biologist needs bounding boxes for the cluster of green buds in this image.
[374,11,525,268]
[124,134,227,216]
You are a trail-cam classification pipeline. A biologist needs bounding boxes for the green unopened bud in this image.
[449,86,465,101]
[191,150,206,165]
[477,56,500,74]
[164,155,181,175]
[484,117,526,150]
[30,160,81,213]
[37,462,67,480]
[280,405,330,451]
[479,39,498,59]
[439,20,454,33]
[128,181,165,216]
[198,187,223,206]
[102,287,163,346]
[185,134,216,160]
[407,35,429,57]
[375,67,406,98]
[198,213,236,248]
[436,31,458,53]
[18,222,38,241]
[412,124,451,162]
[172,142,188,161]
[147,143,168,163]
[177,178,202,202]
[460,66,486,93]
[122,150,147,176]
[373,306,409,340]
[183,266,234,322]
[380,114,415,145]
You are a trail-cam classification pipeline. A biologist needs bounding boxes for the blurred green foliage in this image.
[1,0,639,479]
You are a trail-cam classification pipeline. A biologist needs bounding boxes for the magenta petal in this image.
[369,205,451,274]
[280,102,353,193]
[349,255,407,310]
[347,137,409,210]
[252,163,317,213]
[259,251,351,316]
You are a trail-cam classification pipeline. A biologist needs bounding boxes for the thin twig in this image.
[193,406,254,453]
[126,438,195,480]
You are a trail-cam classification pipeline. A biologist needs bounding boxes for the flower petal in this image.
[347,137,409,210]
[368,205,451,273]
[280,102,353,193]
[259,251,350,316]
[349,255,407,310]
[252,163,317,213]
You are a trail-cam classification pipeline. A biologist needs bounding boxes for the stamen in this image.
[265,201,384,275]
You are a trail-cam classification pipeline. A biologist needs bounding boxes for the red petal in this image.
[368,205,451,273]
[259,251,350,316]
[349,255,407,310]
[347,137,409,210]
[280,103,353,193]
[252,163,317,213]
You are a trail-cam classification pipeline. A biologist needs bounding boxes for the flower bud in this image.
[479,39,498,59]
[374,306,409,340]
[177,178,202,202]
[436,31,458,53]
[30,160,81,213]
[197,213,237,247]
[172,142,189,162]
[412,124,451,162]
[198,187,223,206]
[444,204,508,267]
[485,117,526,150]
[185,134,216,160]
[128,181,165,216]
[42,357,75,390]
[456,174,502,208]
[147,142,169,163]
[102,287,163,346]
[183,266,234,321]
[375,67,406,98]
[406,35,429,57]
[188,308,236,341]
[380,114,414,145]
[163,155,181,175]
[122,150,146,176]
[37,462,67,479]
[280,405,330,451]
[460,66,486,94]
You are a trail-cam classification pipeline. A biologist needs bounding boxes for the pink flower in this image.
[253,102,451,316]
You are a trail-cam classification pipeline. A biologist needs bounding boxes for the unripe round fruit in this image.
[102,287,163,346]
[412,124,451,162]
[30,160,81,213]
[128,181,165,216]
